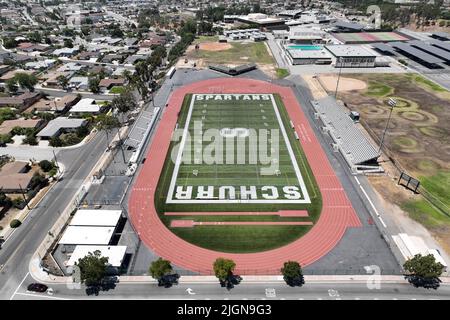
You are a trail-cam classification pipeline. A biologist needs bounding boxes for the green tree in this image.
[64,38,73,48]
[149,258,173,280]
[111,90,137,118]
[88,76,100,93]
[76,250,109,287]
[39,160,54,172]
[6,78,18,93]
[281,261,304,287]
[403,254,445,289]
[11,73,38,92]
[213,258,236,285]
[57,75,69,90]
[49,135,63,147]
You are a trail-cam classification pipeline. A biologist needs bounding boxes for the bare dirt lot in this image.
[330,73,450,255]
[318,75,368,92]
[199,42,232,51]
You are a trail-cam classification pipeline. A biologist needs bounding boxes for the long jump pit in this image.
[128,78,361,275]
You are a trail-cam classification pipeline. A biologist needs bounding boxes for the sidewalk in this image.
[28,253,450,285]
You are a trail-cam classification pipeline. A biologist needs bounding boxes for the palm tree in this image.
[95,114,125,162]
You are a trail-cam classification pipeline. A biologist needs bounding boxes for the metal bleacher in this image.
[311,96,381,173]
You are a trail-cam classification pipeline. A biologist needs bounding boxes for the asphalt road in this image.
[9,274,450,300]
[0,132,109,300]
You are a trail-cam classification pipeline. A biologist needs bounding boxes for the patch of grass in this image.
[420,171,450,208]
[190,41,274,65]
[172,225,311,253]
[194,36,219,44]
[275,68,289,79]
[402,199,450,229]
[411,75,447,93]
[366,81,393,97]
[154,94,322,253]
[109,86,126,94]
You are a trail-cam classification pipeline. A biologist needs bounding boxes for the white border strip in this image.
[166,94,310,204]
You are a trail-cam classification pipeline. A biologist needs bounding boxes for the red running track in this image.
[128,78,361,275]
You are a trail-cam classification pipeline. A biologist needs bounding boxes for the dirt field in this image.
[318,75,367,92]
[184,40,276,77]
[335,73,450,176]
[332,73,450,254]
[199,42,232,51]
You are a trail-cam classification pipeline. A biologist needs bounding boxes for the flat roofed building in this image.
[69,98,102,114]
[36,117,87,139]
[325,45,377,68]
[58,226,115,245]
[285,47,332,65]
[67,245,127,267]
[70,209,122,227]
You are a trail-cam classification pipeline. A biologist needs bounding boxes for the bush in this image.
[49,136,63,147]
[10,219,22,228]
[39,160,54,172]
[11,198,25,209]
[23,134,38,145]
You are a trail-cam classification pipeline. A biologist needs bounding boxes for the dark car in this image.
[27,283,48,293]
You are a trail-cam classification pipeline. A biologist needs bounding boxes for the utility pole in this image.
[52,149,61,175]
[378,98,397,154]
[334,57,343,99]
[19,183,31,210]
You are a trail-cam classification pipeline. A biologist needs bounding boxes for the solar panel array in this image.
[311,96,379,165]
[409,40,450,62]
[431,40,450,52]
[390,42,444,64]
[371,43,396,54]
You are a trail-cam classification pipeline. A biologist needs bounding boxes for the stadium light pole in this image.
[378,98,397,154]
[334,57,343,99]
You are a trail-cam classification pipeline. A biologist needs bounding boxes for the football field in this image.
[167,93,310,204]
[154,93,322,252]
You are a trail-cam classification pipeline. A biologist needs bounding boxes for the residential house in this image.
[69,98,105,115]
[98,78,126,92]
[25,94,80,114]
[57,62,86,73]
[36,117,87,140]
[0,161,35,193]
[24,59,57,71]
[0,92,42,112]
[0,118,44,135]
[52,47,80,58]
[68,76,89,91]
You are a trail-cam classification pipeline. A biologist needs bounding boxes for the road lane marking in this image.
[10,272,30,300]
[354,176,387,228]
[13,292,68,300]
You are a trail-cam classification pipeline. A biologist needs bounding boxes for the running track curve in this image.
[128,78,361,274]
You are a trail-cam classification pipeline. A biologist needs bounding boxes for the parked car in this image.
[27,283,48,293]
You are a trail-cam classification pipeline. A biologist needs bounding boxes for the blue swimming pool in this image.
[288,45,322,51]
